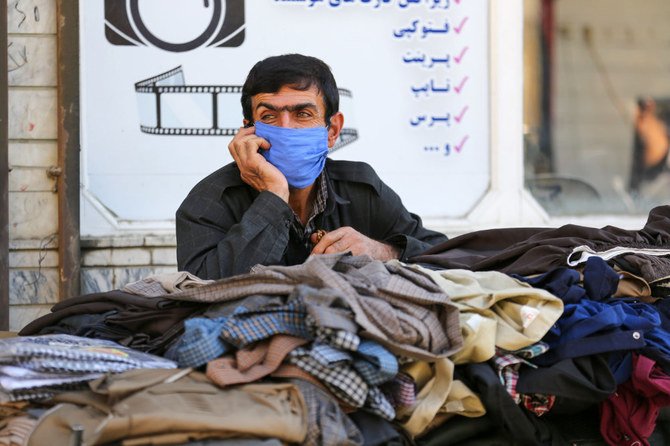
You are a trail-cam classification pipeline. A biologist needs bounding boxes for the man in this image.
[176,54,447,279]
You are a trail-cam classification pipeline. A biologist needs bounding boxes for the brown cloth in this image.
[206,335,309,387]
[18,290,204,355]
[27,368,307,446]
[410,205,670,281]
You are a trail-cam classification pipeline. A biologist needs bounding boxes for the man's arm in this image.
[372,179,448,260]
[311,163,448,260]
[176,189,293,279]
[176,126,295,280]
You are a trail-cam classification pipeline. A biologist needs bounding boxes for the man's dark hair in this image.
[241,54,340,124]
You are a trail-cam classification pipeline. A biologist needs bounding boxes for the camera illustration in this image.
[104,0,245,52]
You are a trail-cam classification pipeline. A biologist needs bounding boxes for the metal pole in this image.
[1,0,10,330]
[57,0,81,300]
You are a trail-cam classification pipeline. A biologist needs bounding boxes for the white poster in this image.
[80,0,490,232]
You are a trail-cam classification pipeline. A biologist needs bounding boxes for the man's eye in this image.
[297,111,312,118]
[260,114,275,121]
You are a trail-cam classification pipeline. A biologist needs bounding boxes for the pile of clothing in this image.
[0,334,177,402]
[4,206,670,445]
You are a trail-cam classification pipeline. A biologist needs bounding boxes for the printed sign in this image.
[80,0,490,230]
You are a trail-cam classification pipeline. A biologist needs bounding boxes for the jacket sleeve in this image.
[373,180,449,261]
[176,190,293,279]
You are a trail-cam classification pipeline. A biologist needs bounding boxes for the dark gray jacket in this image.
[176,159,447,279]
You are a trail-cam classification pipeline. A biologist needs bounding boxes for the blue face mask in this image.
[254,121,329,189]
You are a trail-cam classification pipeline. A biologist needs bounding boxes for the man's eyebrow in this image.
[255,102,318,112]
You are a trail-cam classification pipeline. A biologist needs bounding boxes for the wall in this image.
[7,0,59,331]
[6,0,177,332]
[80,234,176,295]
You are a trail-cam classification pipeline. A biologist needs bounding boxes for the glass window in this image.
[524,0,670,216]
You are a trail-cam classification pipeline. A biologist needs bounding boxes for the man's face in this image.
[249,85,328,129]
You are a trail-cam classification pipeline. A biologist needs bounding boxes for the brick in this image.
[9,166,56,192]
[8,88,57,139]
[81,235,145,249]
[8,192,58,240]
[8,248,58,268]
[144,233,177,247]
[9,305,53,332]
[110,248,151,266]
[9,141,57,167]
[81,248,113,267]
[81,268,114,294]
[151,247,177,266]
[7,0,57,34]
[9,267,59,305]
[7,35,57,87]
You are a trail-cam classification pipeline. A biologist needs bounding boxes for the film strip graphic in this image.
[135,66,359,151]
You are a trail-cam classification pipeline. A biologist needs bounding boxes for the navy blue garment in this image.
[514,257,618,304]
[608,350,634,385]
[606,299,670,372]
[582,257,620,301]
[533,298,652,366]
[512,267,585,304]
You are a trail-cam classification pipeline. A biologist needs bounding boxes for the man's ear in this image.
[327,112,344,149]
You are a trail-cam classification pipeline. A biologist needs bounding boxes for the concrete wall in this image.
[6,0,177,332]
[80,234,177,295]
[7,0,60,331]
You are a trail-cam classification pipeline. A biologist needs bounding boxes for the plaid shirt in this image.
[381,372,417,409]
[287,346,396,420]
[168,253,462,362]
[491,343,548,404]
[290,172,328,252]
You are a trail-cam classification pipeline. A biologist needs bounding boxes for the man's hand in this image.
[228,126,289,202]
[310,227,400,261]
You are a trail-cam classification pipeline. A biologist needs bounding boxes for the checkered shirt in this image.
[287,345,396,420]
[310,340,398,386]
[288,378,365,446]
[366,386,396,420]
[381,372,417,409]
[491,343,547,404]
[176,289,368,367]
[175,303,311,368]
[313,325,360,352]
[352,340,398,386]
[177,317,230,367]
[288,346,369,408]
[221,300,312,347]
[290,172,328,251]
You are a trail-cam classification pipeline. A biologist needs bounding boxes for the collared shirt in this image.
[176,159,448,279]
[290,171,328,252]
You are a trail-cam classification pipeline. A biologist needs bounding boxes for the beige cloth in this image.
[399,359,454,436]
[123,271,215,296]
[0,416,35,446]
[397,360,485,437]
[27,368,307,446]
[411,266,564,357]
